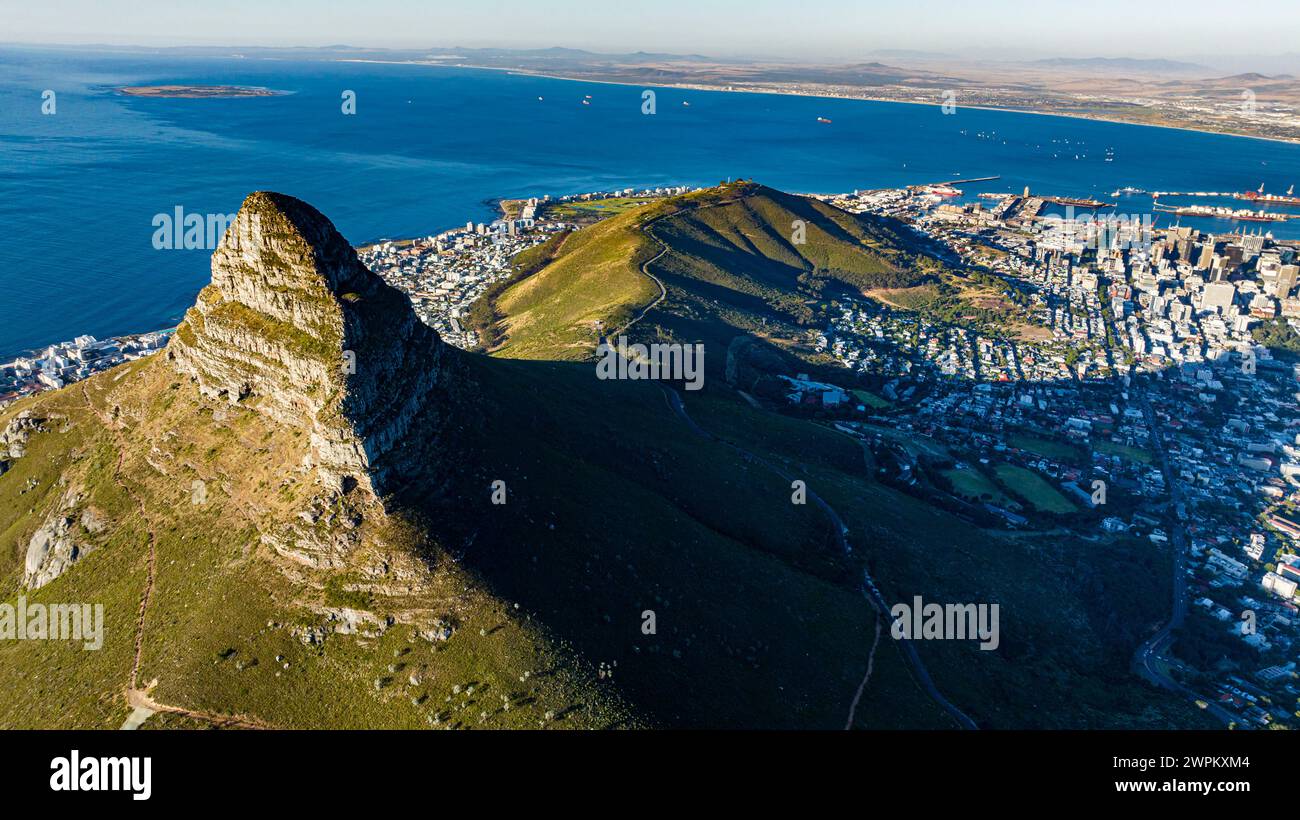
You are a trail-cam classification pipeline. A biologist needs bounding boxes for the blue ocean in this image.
[2,46,1300,360]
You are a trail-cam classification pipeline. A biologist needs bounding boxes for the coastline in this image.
[8,57,1298,363]
[341,58,1300,147]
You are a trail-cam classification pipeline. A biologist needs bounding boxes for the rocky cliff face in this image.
[23,487,104,590]
[168,191,457,498]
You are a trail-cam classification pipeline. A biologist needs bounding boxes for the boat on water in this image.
[1242,186,1300,206]
[1235,212,1286,222]
[1156,203,1289,222]
[1042,196,1113,208]
[817,116,832,124]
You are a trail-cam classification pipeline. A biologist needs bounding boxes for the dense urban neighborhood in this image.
[0,330,171,407]
[818,181,1300,727]
[357,212,563,349]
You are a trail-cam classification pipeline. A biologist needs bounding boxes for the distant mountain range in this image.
[9,41,1286,75]
[1028,57,1211,74]
[434,46,723,63]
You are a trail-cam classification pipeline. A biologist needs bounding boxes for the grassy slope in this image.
[0,359,633,729]
[491,182,938,363]
[420,356,951,728]
[649,183,924,297]
[480,181,1212,728]
[0,351,954,729]
[494,210,660,360]
[0,374,143,728]
[0,343,1211,730]
[678,390,1214,729]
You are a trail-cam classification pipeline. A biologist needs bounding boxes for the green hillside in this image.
[486,181,944,362]
[0,349,1208,729]
[0,187,1213,730]
[0,360,635,729]
[491,211,661,360]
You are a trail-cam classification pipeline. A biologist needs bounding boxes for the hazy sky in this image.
[2,0,1298,61]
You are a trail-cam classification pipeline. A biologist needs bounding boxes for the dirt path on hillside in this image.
[80,383,155,691]
[660,386,978,730]
[81,382,273,731]
[844,616,883,729]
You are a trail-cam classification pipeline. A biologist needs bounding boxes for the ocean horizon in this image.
[3,45,1300,360]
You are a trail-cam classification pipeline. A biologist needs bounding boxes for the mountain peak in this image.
[168,191,457,497]
[224,190,372,297]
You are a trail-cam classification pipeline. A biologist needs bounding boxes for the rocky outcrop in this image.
[1,410,46,475]
[167,192,458,498]
[259,490,364,569]
[23,489,100,590]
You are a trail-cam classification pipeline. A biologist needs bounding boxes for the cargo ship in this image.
[1041,195,1113,208]
[1241,183,1300,206]
[1156,203,1290,222]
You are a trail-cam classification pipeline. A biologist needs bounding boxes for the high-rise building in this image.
[1242,233,1266,257]
[1197,243,1216,271]
[1202,281,1236,311]
[1207,253,1228,280]
[1278,264,1299,299]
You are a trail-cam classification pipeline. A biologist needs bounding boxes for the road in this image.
[615,241,668,338]
[1131,390,1242,728]
[598,213,673,344]
[609,195,978,729]
[599,195,742,344]
[661,387,979,730]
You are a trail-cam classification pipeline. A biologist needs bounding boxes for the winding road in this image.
[661,387,978,730]
[1131,391,1241,728]
[605,196,979,729]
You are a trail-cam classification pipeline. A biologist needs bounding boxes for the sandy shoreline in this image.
[342,58,1300,147]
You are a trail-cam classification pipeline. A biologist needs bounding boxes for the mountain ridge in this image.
[485,181,943,368]
[0,185,1211,730]
[168,191,458,499]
